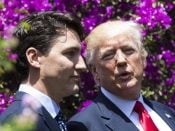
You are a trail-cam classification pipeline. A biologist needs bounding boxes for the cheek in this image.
[57,60,74,74]
[43,57,74,76]
[97,61,115,78]
[132,57,144,75]
[56,56,74,67]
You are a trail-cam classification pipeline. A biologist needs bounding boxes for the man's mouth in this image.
[71,75,80,82]
[117,71,132,80]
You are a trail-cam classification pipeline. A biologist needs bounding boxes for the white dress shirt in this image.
[19,84,60,118]
[101,87,172,131]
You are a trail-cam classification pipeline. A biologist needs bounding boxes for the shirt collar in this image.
[18,84,60,118]
[101,87,143,118]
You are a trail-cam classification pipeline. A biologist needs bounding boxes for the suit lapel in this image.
[38,107,61,131]
[95,92,138,131]
[143,97,175,129]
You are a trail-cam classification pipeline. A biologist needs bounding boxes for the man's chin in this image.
[73,85,80,93]
[118,79,137,89]
[68,85,80,95]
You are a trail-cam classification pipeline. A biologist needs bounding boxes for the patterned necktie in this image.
[134,101,159,131]
[55,111,67,131]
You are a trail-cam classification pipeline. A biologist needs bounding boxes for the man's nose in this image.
[115,51,127,67]
[75,55,87,72]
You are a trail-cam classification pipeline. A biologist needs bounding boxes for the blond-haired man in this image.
[68,20,175,131]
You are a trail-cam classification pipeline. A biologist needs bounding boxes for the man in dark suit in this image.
[0,11,86,131]
[68,20,175,131]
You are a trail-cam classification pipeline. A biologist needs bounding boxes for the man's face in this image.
[39,29,86,101]
[93,34,146,100]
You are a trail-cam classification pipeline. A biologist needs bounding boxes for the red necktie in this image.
[134,101,159,131]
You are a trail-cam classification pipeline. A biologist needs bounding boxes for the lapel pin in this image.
[165,113,171,119]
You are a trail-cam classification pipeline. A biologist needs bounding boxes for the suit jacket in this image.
[0,92,61,131]
[68,92,175,131]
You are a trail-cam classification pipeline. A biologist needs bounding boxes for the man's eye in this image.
[101,53,115,60]
[64,51,77,58]
[123,48,135,55]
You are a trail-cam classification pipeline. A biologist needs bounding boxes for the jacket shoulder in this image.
[70,101,99,121]
[150,100,175,116]
[68,101,105,131]
[0,101,23,124]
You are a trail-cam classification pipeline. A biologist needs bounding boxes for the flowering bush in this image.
[0,91,14,113]
[0,94,41,131]
[0,0,175,117]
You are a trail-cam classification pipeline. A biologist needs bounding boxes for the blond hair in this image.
[85,20,147,65]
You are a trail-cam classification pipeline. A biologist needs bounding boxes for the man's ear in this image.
[89,64,100,85]
[26,47,41,68]
[144,60,147,68]
[143,57,147,69]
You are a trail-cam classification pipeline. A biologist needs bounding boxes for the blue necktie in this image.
[55,111,67,131]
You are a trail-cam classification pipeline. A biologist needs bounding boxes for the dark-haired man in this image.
[0,11,86,131]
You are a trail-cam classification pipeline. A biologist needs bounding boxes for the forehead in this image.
[52,29,81,50]
[99,34,139,51]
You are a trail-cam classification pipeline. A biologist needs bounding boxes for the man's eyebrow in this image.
[63,46,81,52]
[120,45,131,48]
[100,47,114,54]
